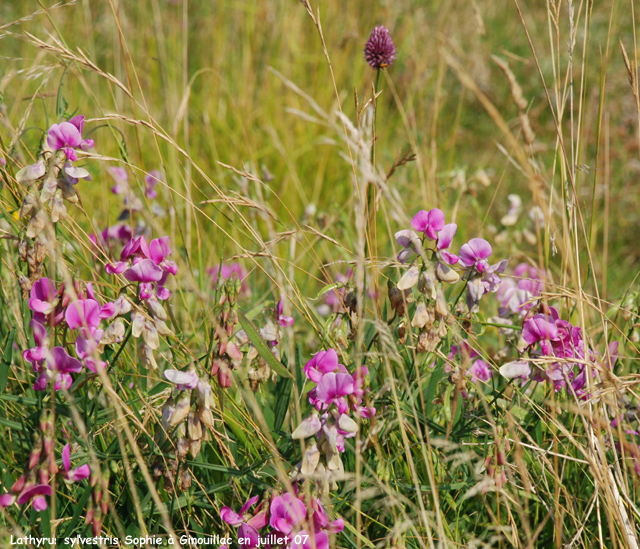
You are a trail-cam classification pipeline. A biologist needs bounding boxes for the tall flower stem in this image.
[366,68,381,256]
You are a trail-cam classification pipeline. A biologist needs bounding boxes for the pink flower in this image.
[62,444,91,482]
[65,299,102,337]
[124,259,164,283]
[436,223,459,265]
[29,278,59,318]
[458,238,493,271]
[221,496,268,549]
[163,368,199,390]
[47,116,94,162]
[303,349,342,383]
[315,372,354,413]
[145,170,162,199]
[270,493,306,535]
[16,484,52,511]
[411,208,445,240]
[276,296,294,327]
[522,314,558,347]
[467,359,492,383]
[395,229,422,263]
[364,26,396,69]
[33,347,83,392]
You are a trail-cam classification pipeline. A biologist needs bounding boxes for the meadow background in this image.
[0,0,640,547]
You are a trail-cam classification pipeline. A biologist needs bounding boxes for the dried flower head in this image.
[364,26,396,69]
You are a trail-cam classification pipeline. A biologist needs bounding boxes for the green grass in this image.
[0,0,640,547]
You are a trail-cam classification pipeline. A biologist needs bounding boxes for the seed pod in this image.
[170,395,191,426]
[187,413,202,441]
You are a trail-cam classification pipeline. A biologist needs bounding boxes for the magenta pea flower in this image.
[276,296,294,327]
[47,116,94,162]
[149,236,178,275]
[220,496,268,549]
[522,314,558,350]
[123,259,164,283]
[303,349,344,383]
[411,208,445,240]
[436,223,459,265]
[458,238,493,271]
[33,347,83,391]
[61,444,90,483]
[467,359,492,383]
[16,484,51,512]
[29,278,59,318]
[23,319,48,364]
[395,229,422,263]
[270,493,306,535]
[315,372,354,413]
[65,299,102,337]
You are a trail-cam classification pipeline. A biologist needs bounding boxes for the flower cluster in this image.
[16,115,94,283]
[291,349,374,491]
[495,263,545,320]
[220,492,344,549]
[160,366,215,461]
[393,207,506,352]
[0,412,89,513]
[364,26,396,69]
[23,278,124,390]
[500,306,619,399]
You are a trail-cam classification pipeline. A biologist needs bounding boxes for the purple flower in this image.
[62,444,90,483]
[270,493,306,535]
[28,278,59,318]
[65,299,102,336]
[164,368,200,390]
[315,372,354,413]
[145,170,162,199]
[124,258,164,283]
[220,496,268,548]
[303,349,343,383]
[435,223,459,265]
[458,238,493,271]
[109,167,129,195]
[33,347,83,391]
[276,296,294,327]
[467,359,492,383]
[411,208,445,240]
[395,229,422,263]
[16,484,51,511]
[364,26,396,69]
[522,314,558,347]
[47,116,94,162]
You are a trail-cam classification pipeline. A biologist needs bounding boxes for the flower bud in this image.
[170,395,191,426]
[292,413,322,439]
[187,413,202,441]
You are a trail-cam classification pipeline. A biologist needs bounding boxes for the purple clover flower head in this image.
[411,208,445,240]
[47,116,94,162]
[62,444,91,483]
[364,26,396,69]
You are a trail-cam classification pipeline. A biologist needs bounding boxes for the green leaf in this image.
[0,328,16,393]
[273,376,293,432]
[237,311,292,379]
